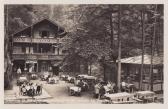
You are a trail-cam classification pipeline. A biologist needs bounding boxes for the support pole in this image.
[117,5,121,92]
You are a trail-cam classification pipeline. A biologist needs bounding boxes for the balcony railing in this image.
[12,53,65,60]
[32,38,59,43]
[13,37,69,43]
[13,37,31,43]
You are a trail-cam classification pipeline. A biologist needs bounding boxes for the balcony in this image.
[12,53,65,60]
[13,37,69,43]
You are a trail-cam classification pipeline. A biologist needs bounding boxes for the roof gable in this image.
[12,18,66,36]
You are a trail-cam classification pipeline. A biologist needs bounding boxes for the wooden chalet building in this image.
[11,18,68,75]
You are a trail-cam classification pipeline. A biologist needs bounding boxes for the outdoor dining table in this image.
[135,91,157,103]
[69,86,80,91]
[68,86,81,96]
[104,92,135,104]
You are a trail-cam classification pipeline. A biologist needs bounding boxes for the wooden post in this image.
[36,61,38,72]
[140,8,145,90]
[36,43,38,53]
[51,43,53,53]
[24,59,26,73]
[58,48,59,55]
[117,5,121,92]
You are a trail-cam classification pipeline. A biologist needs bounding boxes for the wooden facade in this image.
[12,19,68,75]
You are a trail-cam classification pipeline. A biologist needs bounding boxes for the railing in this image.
[13,37,31,43]
[32,38,59,43]
[12,53,65,60]
[13,37,69,43]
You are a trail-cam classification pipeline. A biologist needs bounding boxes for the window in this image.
[143,67,150,82]
[40,30,49,38]
[62,50,68,54]
[22,46,26,53]
[153,68,163,82]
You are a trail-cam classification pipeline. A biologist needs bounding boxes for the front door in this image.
[41,62,49,72]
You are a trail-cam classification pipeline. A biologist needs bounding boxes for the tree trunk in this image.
[110,12,114,49]
[149,5,158,91]
[4,5,14,90]
[140,8,145,90]
[103,63,106,81]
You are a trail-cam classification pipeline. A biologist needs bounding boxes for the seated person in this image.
[77,80,84,90]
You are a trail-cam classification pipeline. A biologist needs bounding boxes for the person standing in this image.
[17,67,22,77]
[29,66,33,73]
[94,83,100,98]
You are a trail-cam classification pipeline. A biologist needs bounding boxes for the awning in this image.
[26,60,37,64]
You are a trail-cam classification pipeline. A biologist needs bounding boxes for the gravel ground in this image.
[4,78,163,104]
[31,80,101,104]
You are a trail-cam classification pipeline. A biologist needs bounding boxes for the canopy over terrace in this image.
[117,54,163,92]
[120,54,163,65]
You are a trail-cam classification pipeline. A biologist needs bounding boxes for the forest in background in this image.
[4,4,163,89]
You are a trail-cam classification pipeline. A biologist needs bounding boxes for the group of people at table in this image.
[19,82,42,97]
[94,81,118,99]
[17,73,157,103]
[61,75,92,92]
[94,81,136,99]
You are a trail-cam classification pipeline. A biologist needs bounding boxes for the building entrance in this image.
[53,66,59,76]
[13,60,25,75]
